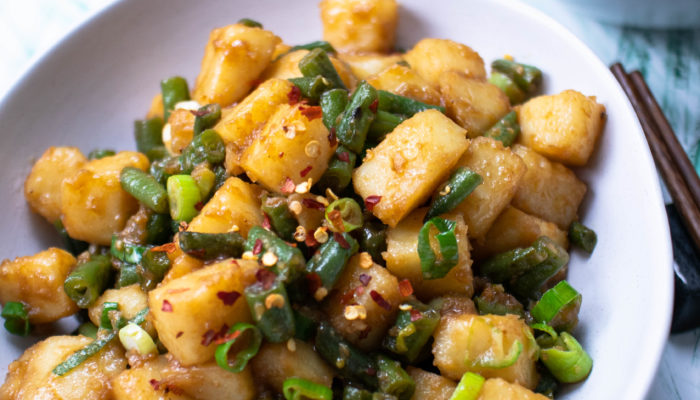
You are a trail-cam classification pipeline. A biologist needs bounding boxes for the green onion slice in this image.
[167,174,202,222]
[418,218,459,279]
[110,235,149,265]
[100,302,120,330]
[215,322,262,373]
[540,332,593,383]
[530,280,582,330]
[449,372,485,400]
[1,301,30,336]
[325,198,363,232]
[118,323,158,355]
[282,377,333,400]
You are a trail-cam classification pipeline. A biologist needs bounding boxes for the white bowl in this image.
[554,0,700,28]
[0,0,672,398]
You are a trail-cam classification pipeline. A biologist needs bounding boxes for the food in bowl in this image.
[0,0,606,398]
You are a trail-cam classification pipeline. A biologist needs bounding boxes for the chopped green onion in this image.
[110,234,149,264]
[77,322,98,339]
[63,254,112,308]
[118,323,158,355]
[540,332,593,383]
[376,355,415,400]
[531,322,559,349]
[215,322,262,373]
[193,103,222,136]
[418,218,459,280]
[238,18,263,28]
[282,377,333,400]
[342,386,374,400]
[100,302,120,330]
[1,301,30,336]
[167,174,202,222]
[425,167,482,220]
[469,339,522,369]
[568,221,597,253]
[530,280,582,332]
[326,198,363,232]
[449,372,485,400]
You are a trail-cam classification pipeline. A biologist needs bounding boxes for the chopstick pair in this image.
[610,63,700,252]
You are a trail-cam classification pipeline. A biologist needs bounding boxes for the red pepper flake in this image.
[410,309,423,322]
[328,127,338,147]
[340,287,358,305]
[366,366,377,376]
[217,290,241,306]
[328,209,345,232]
[281,177,296,194]
[288,86,302,104]
[253,239,263,255]
[176,331,184,338]
[201,329,216,346]
[302,198,326,211]
[194,201,204,211]
[300,165,313,177]
[356,286,365,295]
[334,232,351,249]
[364,195,382,211]
[231,259,239,265]
[185,248,206,258]
[262,213,272,230]
[370,290,391,311]
[369,99,379,113]
[166,287,190,295]
[161,299,173,312]
[359,273,372,286]
[305,235,318,248]
[337,151,350,162]
[398,279,414,297]
[214,329,241,345]
[149,379,161,390]
[300,105,323,120]
[279,152,285,158]
[250,79,263,89]
[307,272,322,294]
[256,268,277,290]
[152,243,176,253]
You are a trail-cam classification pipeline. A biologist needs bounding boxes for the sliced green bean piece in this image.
[510,237,569,301]
[478,241,550,283]
[367,110,405,143]
[1,302,30,336]
[320,88,348,130]
[289,41,336,55]
[343,387,374,400]
[160,76,190,121]
[238,18,263,28]
[377,90,444,116]
[53,219,89,256]
[474,283,525,318]
[245,278,295,343]
[120,167,169,214]
[357,219,387,265]
[376,355,415,400]
[134,117,165,158]
[145,213,172,245]
[491,59,542,94]
[336,81,378,153]
[383,301,440,363]
[116,262,141,288]
[87,149,115,160]
[315,322,379,389]
[244,226,306,283]
[488,71,526,105]
[178,231,244,260]
[150,156,183,186]
[215,322,262,373]
[140,250,171,286]
[179,129,226,173]
[289,76,333,104]
[111,234,149,265]
[213,165,229,191]
[262,195,297,242]
[193,103,222,136]
[425,168,482,220]
[299,48,346,90]
[483,110,520,146]
[64,254,112,308]
[283,377,333,400]
[306,232,359,290]
[568,221,597,253]
[77,322,98,339]
[317,146,357,193]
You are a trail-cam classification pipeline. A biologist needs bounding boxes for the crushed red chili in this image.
[364,195,382,211]
[300,105,323,120]
[359,273,372,286]
[281,177,296,194]
[253,239,263,255]
[288,86,302,104]
[217,290,241,306]
[161,299,173,312]
[262,213,272,230]
[370,290,391,311]
[256,268,277,290]
[152,243,176,253]
[328,127,338,146]
[369,99,379,113]
[410,309,423,322]
[302,198,326,210]
[399,279,414,297]
[300,165,313,177]
[306,272,322,293]
[337,151,350,162]
[334,232,351,249]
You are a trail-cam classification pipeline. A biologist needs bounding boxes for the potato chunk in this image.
[0,248,77,324]
[217,78,295,175]
[326,254,401,350]
[404,38,486,85]
[518,89,606,166]
[146,93,164,119]
[186,177,263,237]
[478,378,548,400]
[0,335,126,400]
[337,53,404,80]
[439,71,510,137]
[384,208,473,300]
[366,64,442,106]
[161,360,256,400]
[164,108,196,155]
[241,103,334,193]
[61,151,149,245]
[251,341,335,393]
[320,0,399,53]
[432,314,539,389]
[24,146,87,223]
[406,367,456,400]
[112,356,192,400]
[473,206,568,260]
[193,24,281,107]
[452,137,526,241]
[262,50,357,90]
[88,284,153,335]
[353,110,469,227]
[148,259,259,366]
[511,145,587,229]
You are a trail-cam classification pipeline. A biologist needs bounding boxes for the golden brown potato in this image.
[473,206,568,260]
[241,103,334,193]
[432,314,539,389]
[518,89,606,166]
[384,208,474,300]
[433,294,478,318]
[162,243,205,284]
[404,38,486,85]
[326,254,402,350]
[439,71,510,137]
[216,78,295,175]
[186,177,263,237]
[451,137,526,241]
[61,151,149,245]
[148,259,259,366]
[366,64,442,106]
[193,23,281,107]
[407,367,456,400]
[146,93,164,119]
[477,378,549,400]
[88,284,153,335]
[251,341,335,393]
[112,356,193,400]
[161,360,256,400]
[337,53,404,80]
[24,146,87,223]
[163,108,196,155]
[262,50,357,90]
[271,43,292,59]
[320,0,399,53]
[511,145,587,229]
[353,110,469,227]
[0,248,77,324]
[0,335,126,400]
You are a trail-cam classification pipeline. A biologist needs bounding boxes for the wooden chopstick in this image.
[610,62,700,251]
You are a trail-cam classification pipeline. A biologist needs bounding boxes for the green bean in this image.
[377,90,444,116]
[110,234,149,264]
[317,146,357,193]
[367,110,405,143]
[145,213,171,245]
[160,77,190,121]
[357,219,387,266]
[64,254,112,308]
[336,81,378,153]
[213,165,229,191]
[238,18,263,28]
[483,110,520,146]
[77,322,98,339]
[87,149,115,160]
[262,195,297,241]
[179,129,226,173]
[140,250,171,285]
[134,117,165,159]
[177,231,244,260]
[120,167,169,214]
[116,262,141,288]
[478,241,550,283]
[474,283,525,318]
[510,237,569,301]
[289,41,336,55]
[320,88,348,130]
[245,279,295,343]
[215,322,262,373]
[488,71,526,105]
[245,226,306,283]
[343,387,373,400]
[299,48,346,90]
[534,365,559,397]
[315,322,379,389]
[289,76,333,104]
[491,59,543,95]
[1,302,30,336]
[568,221,597,253]
[53,219,89,256]
[383,301,440,363]
[425,167,482,220]
[149,156,183,186]
[293,308,316,341]
[305,232,359,290]
[376,355,415,400]
[193,103,222,136]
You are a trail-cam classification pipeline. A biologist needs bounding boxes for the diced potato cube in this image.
[452,137,526,241]
[367,64,442,106]
[337,53,404,80]
[434,294,477,317]
[113,357,193,400]
[353,110,469,227]
[511,145,587,229]
[406,367,456,400]
[0,247,77,324]
[518,89,606,166]
[261,50,357,90]
[216,78,295,175]
[384,208,474,300]
[146,93,164,120]
[162,243,205,284]
[24,146,87,223]
[164,108,195,155]
[251,341,335,393]
[148,259,259,366]
[439,71,510,137]
[404,38,486,85]
[478,378,549,400]
[473,206,568,260]
[186,177,263,237]
[241,103,335,193]
[61,151,149,245]
[272,42,292,59]
[0,336,126,400]
[193,24,281,107]
[88,284,153,335]
[325,254,401,350]
[161,361,256,400]
[432,314,539,389]
[320,0,399,53]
